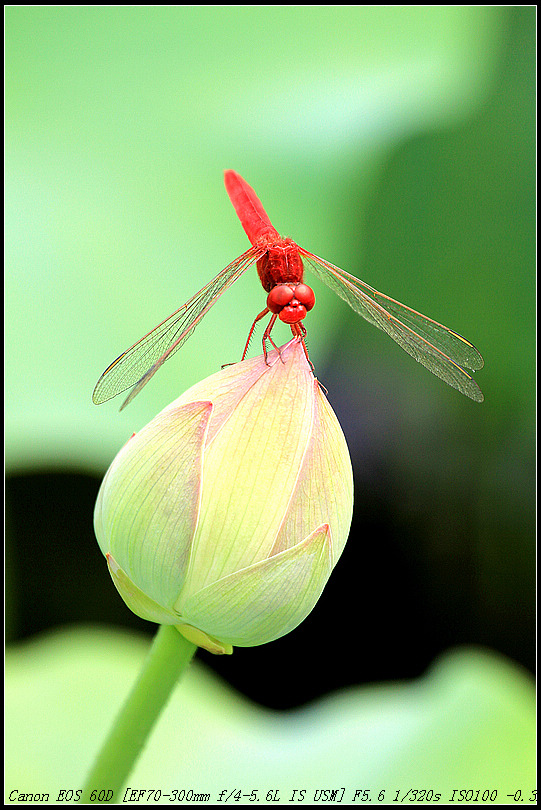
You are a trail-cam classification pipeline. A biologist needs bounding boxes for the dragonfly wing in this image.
[300,250,484,402]
[93,245,264,408]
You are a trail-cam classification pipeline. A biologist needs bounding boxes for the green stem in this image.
[80,625,197,804]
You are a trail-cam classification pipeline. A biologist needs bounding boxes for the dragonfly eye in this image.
[267,284,295,314]
[294,283,315,311]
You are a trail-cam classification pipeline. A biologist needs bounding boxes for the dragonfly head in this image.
[267,283,315,325]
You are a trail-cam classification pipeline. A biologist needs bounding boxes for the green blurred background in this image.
[5,6,535,801]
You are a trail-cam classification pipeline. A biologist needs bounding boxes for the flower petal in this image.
[271,381,353,564]
[176,624,233,656]
[178,523,333,647]
[94,401,211,609]
[159,350,282,447]
[105,553,180,625]
[181,340,317,599]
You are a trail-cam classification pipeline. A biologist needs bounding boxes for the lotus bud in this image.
[94,339,353,654]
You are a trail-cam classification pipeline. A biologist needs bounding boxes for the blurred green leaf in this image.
[5,628,535,803]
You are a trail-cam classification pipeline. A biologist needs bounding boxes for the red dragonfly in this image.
[93,170,484,409]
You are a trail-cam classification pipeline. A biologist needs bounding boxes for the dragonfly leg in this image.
[291,323,315,373]
[262,313,281,363]
[242,308,270,361]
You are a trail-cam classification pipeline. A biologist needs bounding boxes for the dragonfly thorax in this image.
[257,240,304,292]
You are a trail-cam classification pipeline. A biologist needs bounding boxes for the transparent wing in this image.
[93,245,264,409]
[299,249,484,403]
